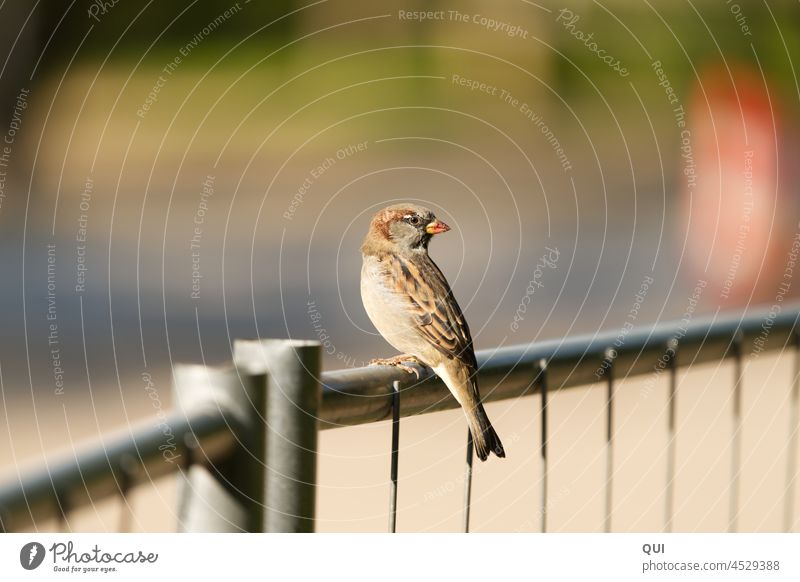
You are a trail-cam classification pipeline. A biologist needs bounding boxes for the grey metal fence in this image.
[1,306,798,533]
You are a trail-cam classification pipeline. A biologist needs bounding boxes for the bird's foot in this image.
[368,354,424,379]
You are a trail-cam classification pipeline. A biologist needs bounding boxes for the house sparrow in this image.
[360,204,505,461]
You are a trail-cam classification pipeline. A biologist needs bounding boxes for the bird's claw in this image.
[368,355,422,379]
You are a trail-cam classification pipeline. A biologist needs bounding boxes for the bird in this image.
[360,204,505,461]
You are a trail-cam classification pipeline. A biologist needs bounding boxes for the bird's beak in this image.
[425,219,450,235]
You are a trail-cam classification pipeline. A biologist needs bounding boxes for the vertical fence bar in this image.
[604,348,615,533]
[462,431,474,533]
[54,489,69,531]
[539,358,549,533]
[116,453,136,533]
[784,329,800,532]
[389,380,400,533]
[176,433,197,530]
[665,339,678,533]
[175,365,267,532]
[234,339,321,533]
[729,330,744,533]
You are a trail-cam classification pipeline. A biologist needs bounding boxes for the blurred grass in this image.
[29,0,797,167]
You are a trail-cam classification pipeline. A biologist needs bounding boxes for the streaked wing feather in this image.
[388,253,478,371]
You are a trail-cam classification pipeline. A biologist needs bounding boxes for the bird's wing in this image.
[387,252,478,373]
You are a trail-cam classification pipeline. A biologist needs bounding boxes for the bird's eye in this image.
[405,215,422,226]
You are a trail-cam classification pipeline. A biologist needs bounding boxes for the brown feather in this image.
[389,253,478,373]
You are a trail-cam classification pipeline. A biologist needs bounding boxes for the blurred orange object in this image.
[679,64,794,306]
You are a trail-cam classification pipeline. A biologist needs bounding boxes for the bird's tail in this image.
[467,403,505,461]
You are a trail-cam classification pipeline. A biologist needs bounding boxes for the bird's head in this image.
[364,204,450,253]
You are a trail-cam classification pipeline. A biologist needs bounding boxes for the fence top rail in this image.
[319,304,800,429]
[0,386,240,533]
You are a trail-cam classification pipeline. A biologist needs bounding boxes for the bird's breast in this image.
[360,256,434,360]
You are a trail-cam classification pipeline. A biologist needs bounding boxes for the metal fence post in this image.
[234,339,322,533]
[174,364,267,532]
